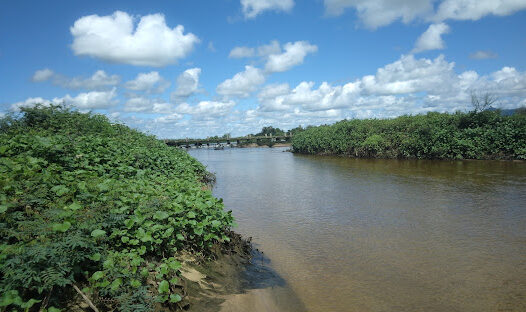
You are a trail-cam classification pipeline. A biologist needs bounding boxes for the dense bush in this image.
[292,110,526,160]
[0,106,235,311]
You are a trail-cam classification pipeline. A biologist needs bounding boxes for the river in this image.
[189,147,526,312]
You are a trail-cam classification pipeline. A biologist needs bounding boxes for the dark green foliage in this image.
[288,125,305,136]
[255,126,285,137]
[292,110,526,160]
[0,105,235,311]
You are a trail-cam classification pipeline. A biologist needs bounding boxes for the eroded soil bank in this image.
[183,233,305,312]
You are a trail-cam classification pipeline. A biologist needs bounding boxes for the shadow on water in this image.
[219,247,306,312]
[240,247,286,289]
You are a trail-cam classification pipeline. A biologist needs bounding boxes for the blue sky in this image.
[1,0,526,138]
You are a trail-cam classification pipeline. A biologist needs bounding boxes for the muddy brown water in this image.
[189,147,526,312]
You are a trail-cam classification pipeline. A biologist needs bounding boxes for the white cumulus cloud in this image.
[70,11,199,67]
[32,69,120,90]
[60,70,120,90]
[216,66,265,98]
[257,40,282,56]
[155,113,183,124]
[124,71,170,93]
[173,68,202,100]
[11,88,118,111]
[61,88,118,109]
[241,0,295,19]
[412,23,450,53]
[124,96,174,113]
[229,46,255,58]
[255,54,526,118]
[265,41,318,73]
[229,40,281,59]
[324,0,434,29]
[324,0,526,28]
[434,0,526,21]
[175,100,236,118]
[32,68,54,82]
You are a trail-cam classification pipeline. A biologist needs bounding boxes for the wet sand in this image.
[184,242,304,312]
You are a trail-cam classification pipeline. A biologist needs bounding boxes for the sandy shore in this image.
[182,233,304,312]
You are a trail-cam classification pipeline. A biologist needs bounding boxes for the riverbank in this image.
[184,233,304,312]
[0,106,259,312]
[292,110,526,160]
[238,143,291,148]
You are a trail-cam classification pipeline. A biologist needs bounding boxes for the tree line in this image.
[291,109,526,160]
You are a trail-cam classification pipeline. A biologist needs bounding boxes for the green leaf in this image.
[194,227,203,235]
[47,307,61,312]
[89,253,101,261]
[139,232,153,242]
[187,211,196,218]
[52,221,71,232]
[103,258,114,269]
[121,236,130,243]
[51,185,69,196]
[158,280,170,294]
[168,260,181,271]
[169,294,182,303]
[0,290,22,307]
[110,278,123,291]
[163,227,174,237]
[91,229,106,238]
[67,202,82,211]
[141,268,149,277]
[124,219,134,228]
[97,182,110,192]
[92,271,104,281]
[130,279,141,288]
[211,220,221,228]
[0,205,7,214]
[154,211,169,220]
[20,298,41,309]
[176,233,185,241]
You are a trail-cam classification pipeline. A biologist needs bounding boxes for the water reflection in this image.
[190,147,526,312]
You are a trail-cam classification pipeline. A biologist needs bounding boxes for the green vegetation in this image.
[292,110,526,160]
[254,126,285,137]
[0,106,235,311]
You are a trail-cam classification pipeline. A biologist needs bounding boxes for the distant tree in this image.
[471,90,498,113]
[288,125,304,135]
[516,106,526,116]
[256,126,284,136]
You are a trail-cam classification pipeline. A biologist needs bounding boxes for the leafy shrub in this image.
[0,105,235,311]
[292,110,526,160]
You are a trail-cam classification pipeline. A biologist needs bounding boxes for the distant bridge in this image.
[164,135,292,148]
